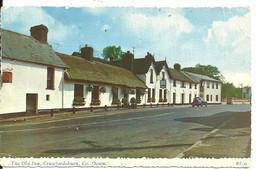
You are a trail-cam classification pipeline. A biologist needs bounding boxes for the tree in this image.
[221,83,242,99]
[182,64,224,81]
[102,46,125,61]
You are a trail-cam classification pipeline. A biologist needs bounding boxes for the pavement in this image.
[0,104,251,158]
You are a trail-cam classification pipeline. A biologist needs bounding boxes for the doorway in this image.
[173,93,176,104]
[26,94,38,114]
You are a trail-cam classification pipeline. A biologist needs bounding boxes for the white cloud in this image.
[204,12,250,48]
[2,7,76,49]
[124,10,194,58]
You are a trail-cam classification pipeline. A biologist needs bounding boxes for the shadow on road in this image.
[175,111,251,131]
[43,143,193,155]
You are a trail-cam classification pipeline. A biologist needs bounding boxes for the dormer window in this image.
[181,81,185,88]
[173,80,176,87]
[150,69,153,83]
[47,67,55,90]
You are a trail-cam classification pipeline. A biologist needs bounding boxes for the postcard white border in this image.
[1,0,259,168]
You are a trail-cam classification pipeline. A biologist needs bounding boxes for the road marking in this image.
[0,112,173,133]
[176,116,236,158]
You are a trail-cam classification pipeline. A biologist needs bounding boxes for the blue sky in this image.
[2,7,251,87]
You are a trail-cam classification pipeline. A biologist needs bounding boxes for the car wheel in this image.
[192,105,194,107]
[197,105,199,107]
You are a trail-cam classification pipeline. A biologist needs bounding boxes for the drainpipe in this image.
[62,69,65,109]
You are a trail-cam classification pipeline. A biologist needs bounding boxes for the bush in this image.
[122,97,128,105]
[130,97,136,104]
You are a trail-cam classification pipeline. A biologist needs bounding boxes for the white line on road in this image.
[0,112,173,133]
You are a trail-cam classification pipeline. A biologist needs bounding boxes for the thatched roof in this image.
[57,52,147,89]
[1,28,67,68]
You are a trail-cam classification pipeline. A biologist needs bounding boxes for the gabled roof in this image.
[183,71,221,83]
[154,60,167,74]
[57,52,147,89]
[168,68,197,83]
[1,28,67,68]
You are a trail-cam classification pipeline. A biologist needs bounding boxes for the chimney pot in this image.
[81,44,94,62]
[174,63,181,71]
[30,24,48,43]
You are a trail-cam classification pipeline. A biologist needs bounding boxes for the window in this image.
[159,89,162,98]
[173,80,176,87]
[173,93,176,104]
[164,89,167,100]
[92,86,99,100]
[162,72,165,80]
[136,89,141,99]
[181,81,185,88]
[210,95,212,101]
[216,95,219,101]
[212,82,215,89]
[150,69,153,83]
[216,83,219,89]
[148,88,151,98]
[189,94,192,103]
[112,87,118,100]
[152,88,155,99]
[194,94,197,98]
[74,84,84,97]
[47,67,55,89]
[46,95,50,101]
[195,84,197,89]
[181,93,185,104]
[206,94,209,101]
[189,83,192,89]
[207,81,210,88]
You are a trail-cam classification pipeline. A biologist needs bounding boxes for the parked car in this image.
[192,97,207,107]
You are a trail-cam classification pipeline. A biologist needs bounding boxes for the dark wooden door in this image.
[26,94,38,114]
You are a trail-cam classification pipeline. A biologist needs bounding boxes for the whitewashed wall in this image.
[169,80,200,104]
[0,59,64,114]
[155,66,171,103]
[201,81,221,103]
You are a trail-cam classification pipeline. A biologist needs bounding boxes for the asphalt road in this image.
[0,104,251,158]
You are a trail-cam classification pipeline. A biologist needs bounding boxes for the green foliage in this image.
[102,46,125,61]
[99,86,106,93]
[73,96,85,102]
[130,97,136,104]
[121,97,128,105]
[182,64,224,81]
[86,84,93,92]
[221,83,242,98]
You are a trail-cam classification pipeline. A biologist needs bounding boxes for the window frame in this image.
[46,67,55,90]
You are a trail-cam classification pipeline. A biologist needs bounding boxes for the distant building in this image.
[168,64,199,105]
[182,71,222,104]
[242,87,251,99]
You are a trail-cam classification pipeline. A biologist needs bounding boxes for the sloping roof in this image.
[72,51,110,64]
[57,52,147,89]
[1,28,67,68]
[154,60,167,74]
[168,68,197,83]
[183,71,221,82]
[133,58,152,74]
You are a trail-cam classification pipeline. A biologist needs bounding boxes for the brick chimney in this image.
[122,51,134,72]
[81,44,94,62]
[30,24,48,43]
[174,63,181,71]
[145,52,154,62]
